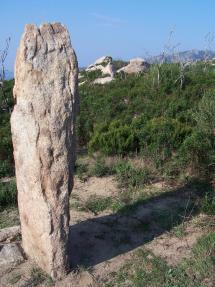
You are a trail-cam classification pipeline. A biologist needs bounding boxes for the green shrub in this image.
[178,130,213,174]
[80,69,103,81]
[89,120,138,155]
[201,192,215,215]
[0,180,17,208]
[85,196,113,214]
[74,162,88,179]
[90,158,113,177]
[114,160,150,188]
[181,91,215,175]
[0,160,14,178]
[194,90,215,134]
[0,80,14,178]
[139,117,191,167]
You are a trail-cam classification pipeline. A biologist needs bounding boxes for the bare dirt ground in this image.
[73,176,118,201]
[0,176,207,287]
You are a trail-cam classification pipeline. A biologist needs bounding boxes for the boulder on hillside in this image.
[117,58,150,74]
[208,57,215,66]
[86,56,115,77]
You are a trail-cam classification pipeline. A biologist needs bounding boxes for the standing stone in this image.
[11,23,78,279]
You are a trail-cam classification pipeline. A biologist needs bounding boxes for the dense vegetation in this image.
[78,62,215,180]
[0,79,14,178]
[1,63,215,210]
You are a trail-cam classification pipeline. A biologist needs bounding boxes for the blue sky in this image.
[1,0,215,71]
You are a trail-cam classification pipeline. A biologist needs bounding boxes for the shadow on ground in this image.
[68,180,212,269]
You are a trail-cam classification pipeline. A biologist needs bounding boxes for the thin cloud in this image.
[90,12,126,27]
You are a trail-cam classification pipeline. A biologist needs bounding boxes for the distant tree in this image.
[0,38,11,112]
[0,38,10,82]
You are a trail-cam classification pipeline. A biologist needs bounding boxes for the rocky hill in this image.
[148,49,215,63]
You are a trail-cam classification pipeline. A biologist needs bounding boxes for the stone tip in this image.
[24,22,67,35]
[24,24,37,33]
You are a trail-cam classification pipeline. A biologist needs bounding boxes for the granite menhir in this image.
[11,23,78,279]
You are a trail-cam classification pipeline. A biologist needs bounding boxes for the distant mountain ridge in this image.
[148,49,215,64]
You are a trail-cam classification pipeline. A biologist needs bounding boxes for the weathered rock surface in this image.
[117,57,150,74]
[86,56,115,77]
[0,225,21,242]
[11,23,78,279]
[0,243,24,269]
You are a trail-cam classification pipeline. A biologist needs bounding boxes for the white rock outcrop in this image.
[117,58,150,74]
[11,23,78,279]
[86,56,115,77]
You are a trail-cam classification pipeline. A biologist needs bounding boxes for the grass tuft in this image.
[85,196,113,214]
[106,232,215,287]
[114,160,150,189]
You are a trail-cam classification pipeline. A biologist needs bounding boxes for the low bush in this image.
[0,180,17,208]
[0,80,15,179]
[89,121,138,156]
[80,69,103,81]
[0,160,14,178]
[74,162,88,179]
[85,196,113,214]
[89,158,113,177]
[194,90,215,133]
[178,130,212,175]
[138,117,191,168]
[114,160,150,188]
[201,192,215,215]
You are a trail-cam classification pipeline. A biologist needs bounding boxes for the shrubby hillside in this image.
[1,62,215,182]
[78,62,215,179]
